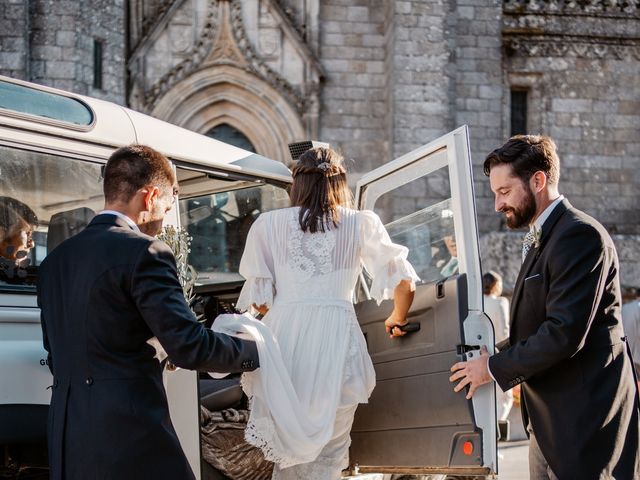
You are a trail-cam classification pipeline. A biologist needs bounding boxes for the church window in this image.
[93,40,103,90]
[206,124,256,153]
[510,89,528,135]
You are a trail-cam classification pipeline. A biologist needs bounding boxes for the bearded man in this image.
[450,135,639,479]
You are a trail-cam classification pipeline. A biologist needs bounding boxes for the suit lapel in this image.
[510,199,571,327]
[510,246,537,323]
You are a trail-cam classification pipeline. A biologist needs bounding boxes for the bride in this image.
[230,146,419,479]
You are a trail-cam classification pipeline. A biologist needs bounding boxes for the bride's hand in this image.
[252,304,269,317]
[385,312,408,338]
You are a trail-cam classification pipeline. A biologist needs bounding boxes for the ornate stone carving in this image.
[144,0,314,115]
[273,0,307,39]
[225,0,308,113]
[503,0,639,17]
[206,1,249,65]
[139,0,180,45]
[144,1,219,106]
[503,0,640,60]
[505,36,640,60]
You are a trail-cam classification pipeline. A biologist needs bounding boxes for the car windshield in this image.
[176,169,290,286]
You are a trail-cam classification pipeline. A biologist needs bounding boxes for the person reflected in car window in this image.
[439,234,459,278]
[0,196,38,267]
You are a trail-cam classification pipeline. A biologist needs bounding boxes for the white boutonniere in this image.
[533,227,542,249]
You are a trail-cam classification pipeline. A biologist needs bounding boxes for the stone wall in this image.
[501,0,640,236]
[317,0,390,175]
[0,0,126,105]
[389,0,455,158]
[454,0,505,232]
[0,0,28,80]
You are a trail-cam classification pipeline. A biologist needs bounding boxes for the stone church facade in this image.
[1,0,639,293]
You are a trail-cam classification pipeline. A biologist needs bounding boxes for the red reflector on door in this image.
[463,441,474,456]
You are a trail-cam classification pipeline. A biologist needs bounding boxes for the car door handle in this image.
[397,322,421,334]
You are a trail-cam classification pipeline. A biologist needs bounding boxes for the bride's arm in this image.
[384,280,414,337]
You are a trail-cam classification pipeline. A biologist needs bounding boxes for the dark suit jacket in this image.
[38,214,259,480]
[489,199,639,479]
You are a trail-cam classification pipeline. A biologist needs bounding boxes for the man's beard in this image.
[501,186,537,229]
[138,208,165,237]
[139,220,163,237]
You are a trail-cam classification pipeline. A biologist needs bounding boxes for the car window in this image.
[179,183,290,285]
[0,144,104,291]
[365,164,457,288]
[0,79,94,126]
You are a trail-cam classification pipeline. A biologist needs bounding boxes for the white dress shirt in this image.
[99,210,140,232]
[531,195,564,236]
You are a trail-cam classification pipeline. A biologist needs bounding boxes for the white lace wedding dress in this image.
[232,206,419,479]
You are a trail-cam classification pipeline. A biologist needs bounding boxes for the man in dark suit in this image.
[38,145,259,480]
[450,135,639,479]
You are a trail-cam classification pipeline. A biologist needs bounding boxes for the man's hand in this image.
[449,346,492,399]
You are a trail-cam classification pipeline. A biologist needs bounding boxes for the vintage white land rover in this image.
[0,75,498,480]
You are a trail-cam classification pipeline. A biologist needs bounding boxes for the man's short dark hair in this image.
[483,135,560,185]
[103,145,175,203]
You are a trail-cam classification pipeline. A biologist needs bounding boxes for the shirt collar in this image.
[99,210,140,232]
[531,195,564,234]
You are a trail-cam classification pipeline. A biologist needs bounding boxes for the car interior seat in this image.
[47,207,95,253]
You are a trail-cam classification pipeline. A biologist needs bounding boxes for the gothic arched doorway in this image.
[206,123,255,153]
[150,65,305,163]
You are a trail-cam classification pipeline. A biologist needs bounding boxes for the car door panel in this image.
[351,275,483,470]
[351,126,496,476]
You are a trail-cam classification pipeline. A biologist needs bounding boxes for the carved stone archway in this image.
[151,64,305,162]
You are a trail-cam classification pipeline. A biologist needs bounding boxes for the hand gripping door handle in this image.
[394,322,421,334]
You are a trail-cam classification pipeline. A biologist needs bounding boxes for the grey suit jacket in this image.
[489,199,639,479]
[38,214,259,480]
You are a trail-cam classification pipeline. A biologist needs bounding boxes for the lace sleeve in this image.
[236,278,275,313]
[360,210,420,305]
[237,215,275,312]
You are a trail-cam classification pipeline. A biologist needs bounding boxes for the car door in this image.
[349,126,497,477]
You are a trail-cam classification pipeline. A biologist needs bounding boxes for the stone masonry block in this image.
[46,60,76,79]
[347,6,369,22]
[362,34,385,47]
[56,30,76,47]
[478,85,502,99]
[396,1,412,14]
[320,5,348,21]
[0,52,24,70]
[551,98,593,113]
[31,45,63,60]
[458,6,474,19]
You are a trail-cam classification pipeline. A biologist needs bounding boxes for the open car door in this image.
[350,126,497,477]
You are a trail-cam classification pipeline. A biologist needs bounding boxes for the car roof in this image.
[0,75,292,183]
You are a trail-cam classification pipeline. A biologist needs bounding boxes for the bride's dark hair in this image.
[289,147,353,233]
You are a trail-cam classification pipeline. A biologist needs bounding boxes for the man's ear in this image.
[530,171,547,193]
[142,186,160,212]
